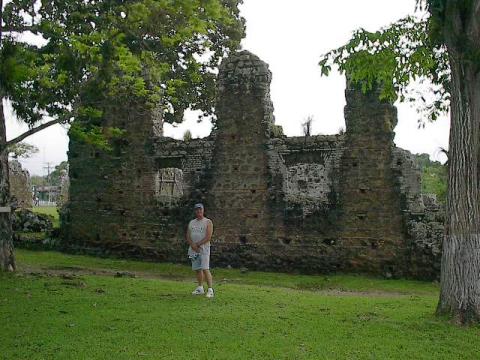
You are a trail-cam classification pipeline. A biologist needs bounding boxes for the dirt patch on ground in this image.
[315,289,410,298]
[15,264,412,298]
[17,264,189,283]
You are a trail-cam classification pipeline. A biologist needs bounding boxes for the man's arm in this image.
[197,220,213,246]
[186,225,198,251]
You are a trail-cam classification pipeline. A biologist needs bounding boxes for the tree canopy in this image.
[320,0,480,325]
[1,0,245,147]
[0,0,245,272]
[319,1,450,125]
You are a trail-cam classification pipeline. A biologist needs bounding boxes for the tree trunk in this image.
[0,97,15,272]
[436,0,480,324]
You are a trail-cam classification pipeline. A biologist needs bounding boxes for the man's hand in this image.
[191,244,200,252]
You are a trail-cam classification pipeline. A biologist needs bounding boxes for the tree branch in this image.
[3,118,61,151]
[3,25,40,34]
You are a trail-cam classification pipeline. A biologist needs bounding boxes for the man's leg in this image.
[203,269,213,289]
[196,270,204,287]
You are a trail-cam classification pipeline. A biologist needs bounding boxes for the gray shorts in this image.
[191,253,210,271]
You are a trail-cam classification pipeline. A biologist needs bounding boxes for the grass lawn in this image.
[32,206,60,228]
[1,250,479,359]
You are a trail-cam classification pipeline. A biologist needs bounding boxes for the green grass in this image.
[32,206,60,228]
[1,250,478,360]
[15,250,439,295]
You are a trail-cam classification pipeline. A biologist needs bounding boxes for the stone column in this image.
[338,80,407,276]
[207,50,281,267]
[64,100,164,257]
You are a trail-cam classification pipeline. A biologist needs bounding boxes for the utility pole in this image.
[43,162,52,183]
[43,162,53,205]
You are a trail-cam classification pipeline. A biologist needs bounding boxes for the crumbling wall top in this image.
[218,50,272,93]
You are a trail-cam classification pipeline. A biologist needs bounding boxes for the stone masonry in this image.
[63,50,444,279]
[9,160,32,209]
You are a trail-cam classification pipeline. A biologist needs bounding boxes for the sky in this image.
[6,0,450,176]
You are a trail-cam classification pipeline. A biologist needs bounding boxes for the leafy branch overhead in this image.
[319,10,450,124]
[7,142,39,159]
[1,0,245,135]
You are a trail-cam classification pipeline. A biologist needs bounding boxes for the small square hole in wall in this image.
[323,238,336,246]
[357,214,367,220]
[352,162,358,167]
[239,235,247,245]
[251,189,257,194]
[359,188,367,194]
[371,241,379,249]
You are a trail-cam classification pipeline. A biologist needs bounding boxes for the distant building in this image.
[34,185,61,205]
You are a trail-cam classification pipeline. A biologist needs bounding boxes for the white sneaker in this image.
[206,288,214,298]
[192,286,205,295]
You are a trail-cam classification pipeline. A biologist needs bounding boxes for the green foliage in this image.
[271,124,284,138]
[46,161,68,187]
[69,122,126,152]
[183,129,193,142]
[1,0,245,140]
[1,250,480,359]
[32,207,60,229]
[319,13,450,124]
[7,142,39,159]
[30,175,46,187]
[415,153,447,203]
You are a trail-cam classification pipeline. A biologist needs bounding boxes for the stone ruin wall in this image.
[63,50,444,279]
[9,160,32,209]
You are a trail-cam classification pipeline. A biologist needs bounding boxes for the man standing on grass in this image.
[187,203,214,298]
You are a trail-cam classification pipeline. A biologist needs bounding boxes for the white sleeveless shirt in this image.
[187,217,212,256]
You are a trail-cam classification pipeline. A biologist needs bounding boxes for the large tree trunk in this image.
[0,0,15,273]
[0,97,15,272]
[436,0,480,324]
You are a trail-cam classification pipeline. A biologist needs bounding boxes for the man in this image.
[187,203,214,298]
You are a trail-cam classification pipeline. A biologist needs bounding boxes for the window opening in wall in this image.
[323,238,336,246]
[155,167,184,205]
